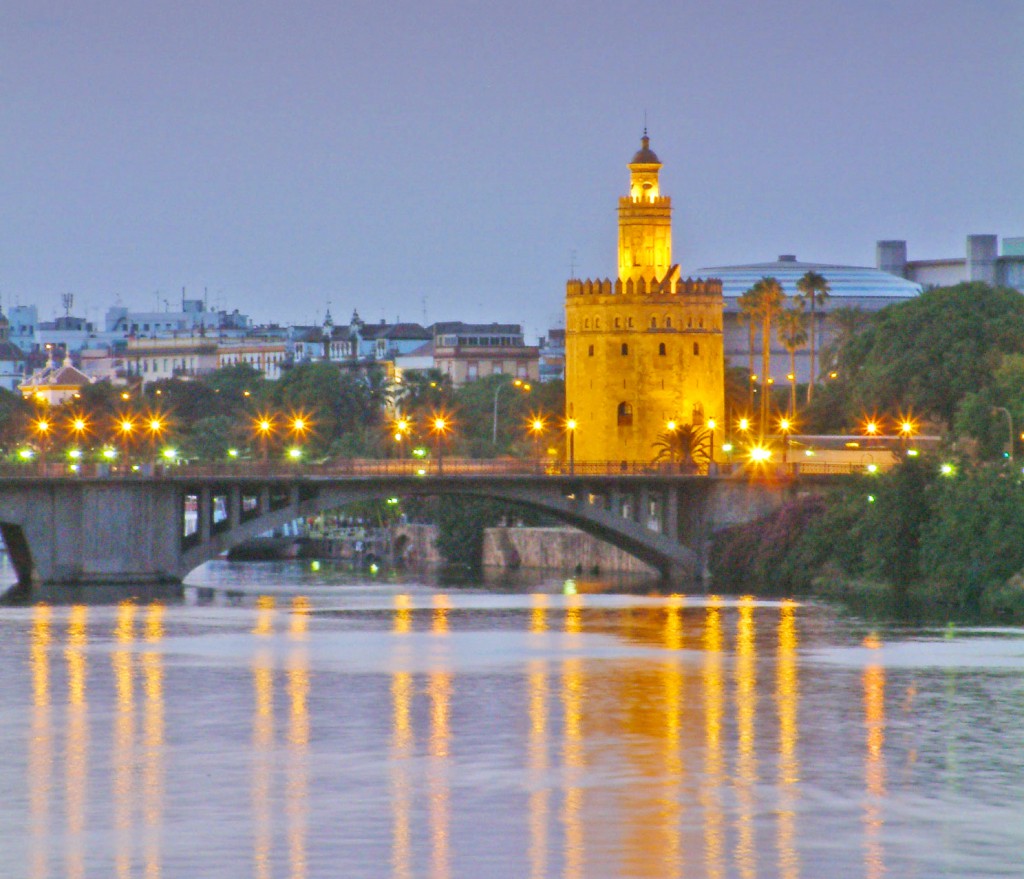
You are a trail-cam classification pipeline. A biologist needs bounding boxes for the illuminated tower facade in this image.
[565,134,725,465]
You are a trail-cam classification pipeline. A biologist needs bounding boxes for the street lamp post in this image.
[565,418,576,475]
[528,416,546,470]
[254,414,276,464]
[778,417,792,466]
[993,406,1014,461]
[432,416,449,474]
[492,378,530,445]
[706,418,716,471]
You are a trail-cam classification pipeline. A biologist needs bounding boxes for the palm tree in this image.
[820,305,869,381]
[777,306,809,418]
[652,421,711,473]
[795,270,830,404]
[750,277,787,433]
[738,286,760,417]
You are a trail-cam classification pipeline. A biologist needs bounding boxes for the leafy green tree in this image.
[795,270,830,403]
[181,414,241,462]
[844,284,1024,428]
[919,465,1024,613]
[954,352,1024,460]
[273,363,385,454]
[203,363,269,409]
[0,387,32,450]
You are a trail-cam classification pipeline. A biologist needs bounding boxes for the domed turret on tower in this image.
[619,132,673,282]
[628,132,662,202]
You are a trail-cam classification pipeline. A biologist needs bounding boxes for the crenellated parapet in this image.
[618,195,671,209]
[566,276,723,298]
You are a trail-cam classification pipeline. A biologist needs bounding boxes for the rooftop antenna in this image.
[61,293,73,317]
[421,296,428,324]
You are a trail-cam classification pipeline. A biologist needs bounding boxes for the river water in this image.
[1,561,1022,878]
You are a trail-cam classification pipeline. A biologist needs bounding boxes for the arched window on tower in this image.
[665,316,672,328]
[584,318,590,329]
[621,343,629,356]
[693,342,700,356]
[617,402,633,426]
[650,317,657,328]
[692,402,705,425]
[658,342,666,356]
[588,344,594,356]
[615,317,621,328]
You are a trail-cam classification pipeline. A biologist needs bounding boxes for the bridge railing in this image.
[0,458,872,480]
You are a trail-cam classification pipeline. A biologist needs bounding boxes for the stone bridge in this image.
[0,464,842,593]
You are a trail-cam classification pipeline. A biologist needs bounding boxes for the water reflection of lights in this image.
[66,605,88,879]
[394,593,413,634]
[702,597,725,879]
[432,592,449,634]
[562,593,585,879]
[113,602,137,879]
[429,669,452,879]
[288,597,310,879]
[428,592,452,877]
[252,597,274,879]
[734,597,757,879]
[661,597,684,878]
[29,604,52,879]
[391,593,415,878]
[527,658,549,879]
[776,599,800,879]
[143,603,165,879]
[864,636,887,879]
[530,592,548,634]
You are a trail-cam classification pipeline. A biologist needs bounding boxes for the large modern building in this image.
[566,135,724,464]
[699,255,921,385]
[877,234,1024,293]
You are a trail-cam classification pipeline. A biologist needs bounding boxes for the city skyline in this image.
[2,0,1021,339]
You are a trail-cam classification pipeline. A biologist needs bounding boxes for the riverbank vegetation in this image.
[711,462,1024,623]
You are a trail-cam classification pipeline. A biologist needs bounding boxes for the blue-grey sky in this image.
[2,0,1021,338]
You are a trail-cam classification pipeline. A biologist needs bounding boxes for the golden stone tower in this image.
[565,134,725,465]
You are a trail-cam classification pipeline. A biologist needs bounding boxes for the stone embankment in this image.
[391,523,654,574]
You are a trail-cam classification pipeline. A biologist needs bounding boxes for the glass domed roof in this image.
[696,256,922,309]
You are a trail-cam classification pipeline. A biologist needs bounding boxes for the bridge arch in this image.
[178,478,700,583]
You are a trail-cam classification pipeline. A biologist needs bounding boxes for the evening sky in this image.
[2,0,1021,338]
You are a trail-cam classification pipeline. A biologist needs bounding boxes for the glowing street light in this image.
[392,416,412,457]
[252,412,277,462]
[565,417,577,475]
[114,413,137,466]
[430,412,452,474]
[778,416,794,465]
[748,445,772,465]
[527,414,547,463]
[706,417,717,468]
[66,413,91,444]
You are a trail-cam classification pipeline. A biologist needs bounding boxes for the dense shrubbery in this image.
[709,458,1024,621]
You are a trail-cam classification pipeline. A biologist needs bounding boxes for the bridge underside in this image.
[0,474,798,592]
